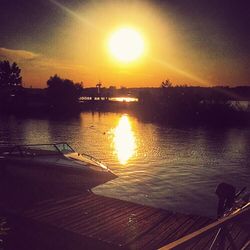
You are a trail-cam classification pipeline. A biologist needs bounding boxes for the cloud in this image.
[0,47,89,87]
[0,47,87,71]
[0,47,40,62]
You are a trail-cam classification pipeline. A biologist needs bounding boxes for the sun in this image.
[108,27,144,63]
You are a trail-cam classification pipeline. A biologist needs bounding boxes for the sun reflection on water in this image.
[113,115,136,165]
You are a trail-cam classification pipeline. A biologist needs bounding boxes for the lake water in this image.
[1,112,250,217]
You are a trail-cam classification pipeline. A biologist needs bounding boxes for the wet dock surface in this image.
[0,177,249,249]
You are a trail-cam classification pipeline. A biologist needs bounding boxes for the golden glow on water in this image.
[110,97,138,102]
[113,115,136,165]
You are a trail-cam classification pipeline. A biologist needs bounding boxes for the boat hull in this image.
[0,158,116,189]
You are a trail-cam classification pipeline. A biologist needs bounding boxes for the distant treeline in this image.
[134,86,250,126]
[2,84,250,126]
[0,61,83,115]
[1,60,250,126]
[82,85,250,102]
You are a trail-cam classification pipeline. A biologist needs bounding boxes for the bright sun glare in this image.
[108,28,144,63]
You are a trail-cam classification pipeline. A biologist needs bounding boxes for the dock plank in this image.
[2,188,249,250]
[22,193,202,249]
[33,195,118,222]
[69,202,160,235]
[92,209,169,245]
[126,213,192,249]
[59,202,147,233]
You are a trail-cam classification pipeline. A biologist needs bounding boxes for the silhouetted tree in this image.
[108,86,116,97]
[0,60,26,113]
[161,79,172,88]
[75,82,84,96]
[0,60,22,88]
[119,86,128,96]
[47,75,81,113]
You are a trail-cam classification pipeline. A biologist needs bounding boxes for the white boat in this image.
[0,142,117,189]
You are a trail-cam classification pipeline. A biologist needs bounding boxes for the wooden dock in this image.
[0,178,249,249]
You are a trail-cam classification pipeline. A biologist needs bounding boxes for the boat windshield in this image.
[54,143,75,154]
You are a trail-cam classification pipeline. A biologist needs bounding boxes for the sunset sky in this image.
[1,0,249,88]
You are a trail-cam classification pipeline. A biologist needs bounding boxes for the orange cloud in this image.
[0,47,40,62]
[0,47,88,87]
